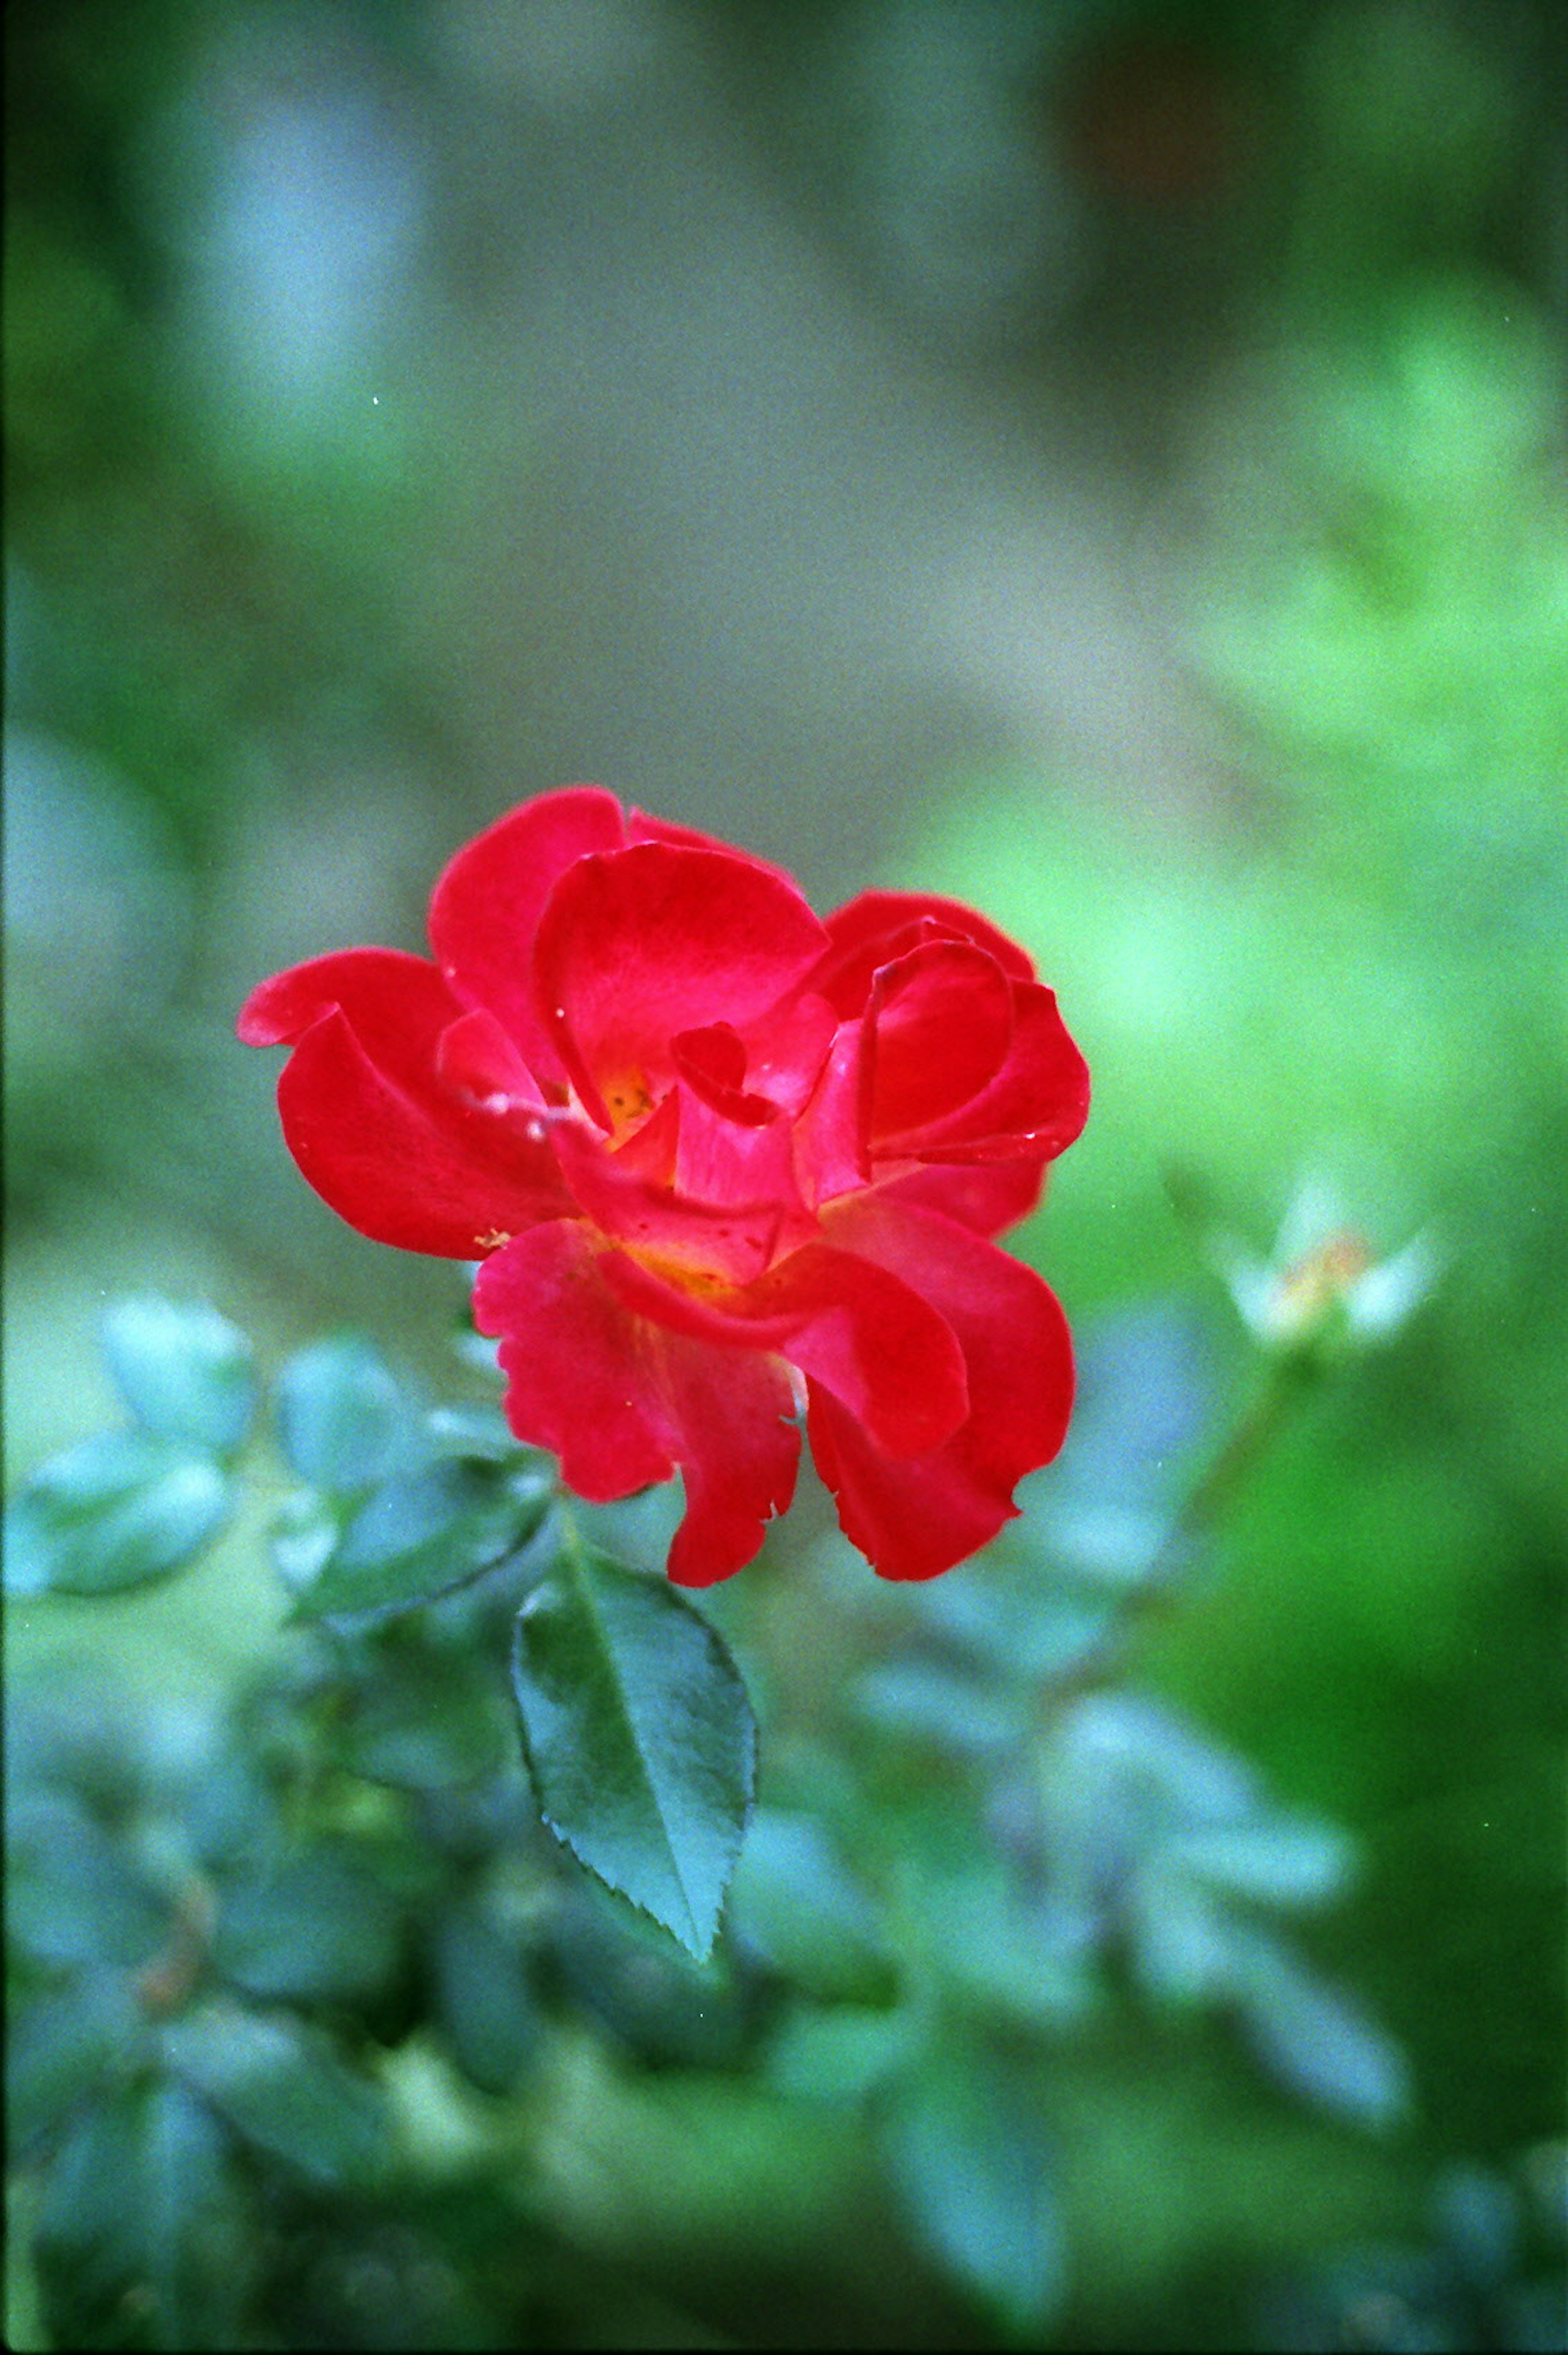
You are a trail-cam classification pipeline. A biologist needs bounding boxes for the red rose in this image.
[239,789,1089,1584]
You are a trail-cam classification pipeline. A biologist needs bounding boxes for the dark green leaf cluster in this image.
[6,1298,771,2344]
[1256,2152,1568,2352]
[694,1308,1414,2334]
[5,1294,1424,2347]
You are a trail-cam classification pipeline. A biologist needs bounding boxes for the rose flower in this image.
[240,789,1089,1584]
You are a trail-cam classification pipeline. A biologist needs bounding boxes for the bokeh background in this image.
[7,1,1566,2347]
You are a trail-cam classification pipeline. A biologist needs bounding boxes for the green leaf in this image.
[289,1457,551,1622]
[728,1809,896,2004]
[766,2001,923,2103]
[212,1846,404,2007]
[161,2000,392,2188]
[100,1296,257,1458]
[911,1862,1098,2030]
[341,1642,507,1790]
[33,2078,257,2351]
[1165,1817,1357,1910]
[7,1790,170,1972]
[6,1973,143,2163]
[428,1901,537,2095]
[1229,1928,1411,2132]
[510,1545,756,1959]
[4,1431,232,1597]
[882,2040,1067,2334]
[274,1334,413,1492]
[548,1886,756,2068]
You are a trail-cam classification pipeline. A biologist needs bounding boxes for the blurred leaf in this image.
[274,1335,414,1493]
[267,1489,338,1596]
[341,1640,506,1791]
[428,1900,537,2096]
[912,1861,1098,2030]
[1433,2163,1520,2289]
[424,1402,525,1462]
[162,2000,391,2188]
[99,1296,257,1458]
[289,1457,551,1623]
[1231,1928,1412,2132]
[1126,1864,1237,2006]
[4,1430,232,1598]
[511,1548,756,1960]
[854,1658,1025,1754]
[33,2078,256,2351]
[728,1809,896,2005]
[6,1973,143,2163]
[7,1789,169,1973]
[1166,1817,1357,1910]
[882,2038,1067,2333]
[766,2001,923,2103]
[212,1845,403,2008]
[547,1886,755,2069]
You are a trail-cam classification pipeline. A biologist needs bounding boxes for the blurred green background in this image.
[7,0,1566,2346]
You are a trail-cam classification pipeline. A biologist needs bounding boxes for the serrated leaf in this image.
[212,1847,404,2007]
[4,1431,232,1598]
[510,1546,755,1959]
[162,2001,392,2188]
[728,1810,895,2004]
[275,1335,412,1492]
[548,1885,754,2067]
[289,1457,551,1622]
[429,1902,536,2095]
[100,1296,257,1457]
[34,2078,256,2351]
[882,2041,1067,2333]
[6,1974,143,2163]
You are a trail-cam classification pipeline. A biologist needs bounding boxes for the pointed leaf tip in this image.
[510,1546,756,1957]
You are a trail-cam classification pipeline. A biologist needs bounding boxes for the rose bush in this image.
[239,788,1088,1584]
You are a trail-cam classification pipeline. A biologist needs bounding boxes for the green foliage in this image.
[4,1431,233,1600]
[511,1543,757,1960]
[881,2038,1067,2337]
[33,2081,258,2354]
[285,1456,552,1624]
[99,1299,257,1459]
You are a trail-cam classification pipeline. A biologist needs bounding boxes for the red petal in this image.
[428,787,627,1086]
[791,1020,871,1209]
[670,1085,811,1237]
[552,1117,784,1286]
[276,1009,567,1256]
[673,1023,775,1126]
[239,947,457,1067]
[661,1347,801,1586]
[813,889,1036,1014]
[473,1223,680,1496]
[598,1238,969,1459]
[474,1225,800,1583]
[535,842,829,1129]
[806,1197,1074,1578]
[866,939,1013,1139]
[739,989,837,1117]
[239,949,569,1255]
[876,1158,1046,1237]
[893,983,1090,1163]
[627,808,798,890]
[436,1007,550,1113]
